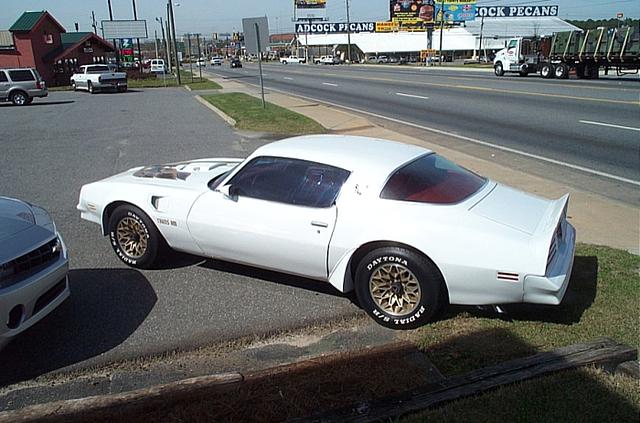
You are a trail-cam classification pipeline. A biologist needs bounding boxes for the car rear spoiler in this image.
[532,194,570,273]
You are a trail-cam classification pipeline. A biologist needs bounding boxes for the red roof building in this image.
[0,11,115,85]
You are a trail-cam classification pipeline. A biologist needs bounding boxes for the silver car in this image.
[0,68,48,106]
[0,197,69,349]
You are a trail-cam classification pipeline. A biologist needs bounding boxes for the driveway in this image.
[0,88,359,388]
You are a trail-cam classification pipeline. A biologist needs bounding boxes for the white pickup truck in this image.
[314,55,339,65]
[70,65,128,94]
[280,55,305,64]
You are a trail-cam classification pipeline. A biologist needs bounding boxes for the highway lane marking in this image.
[322,82,338,87]
[579,120,640,132]
[253,68,638,105]
[253,84,640,187]
[283,77,294,80]
[446,75,634,91]
[396,92,429,100]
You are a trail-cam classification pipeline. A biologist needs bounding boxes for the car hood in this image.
[99,158,244,191]
[0,197,36,241]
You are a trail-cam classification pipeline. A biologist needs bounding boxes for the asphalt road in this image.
[208,63,640,205]
[0,88,358,388]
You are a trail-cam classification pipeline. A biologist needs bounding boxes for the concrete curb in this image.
[184,85,192,91]
[195,95,237,126]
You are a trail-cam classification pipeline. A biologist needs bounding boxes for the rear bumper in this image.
[523,223,576,305]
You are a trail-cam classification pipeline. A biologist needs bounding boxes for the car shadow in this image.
[0,268,157,387]
[0,100,74,107]
[199,258,357,302]
[442,255,598,325]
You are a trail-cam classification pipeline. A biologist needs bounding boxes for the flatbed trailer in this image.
[493,25,639,79]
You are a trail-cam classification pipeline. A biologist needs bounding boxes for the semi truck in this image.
[493,25,639,79]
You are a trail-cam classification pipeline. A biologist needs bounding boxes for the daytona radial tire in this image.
[107,205,166,269]
[355,247,445,330]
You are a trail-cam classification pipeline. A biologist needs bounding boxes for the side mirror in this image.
[218,184,238,200]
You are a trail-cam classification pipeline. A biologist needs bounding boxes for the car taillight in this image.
[36,80,42,89]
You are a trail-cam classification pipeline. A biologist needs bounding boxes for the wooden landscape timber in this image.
[290,337,637,423]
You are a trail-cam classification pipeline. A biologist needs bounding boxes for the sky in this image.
[1,0,638,36]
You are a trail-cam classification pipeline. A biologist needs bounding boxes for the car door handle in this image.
[311,221,328,228]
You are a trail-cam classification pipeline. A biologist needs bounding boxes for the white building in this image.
[296,16,580,61]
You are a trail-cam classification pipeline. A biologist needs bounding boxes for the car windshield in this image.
[380,154,486,204]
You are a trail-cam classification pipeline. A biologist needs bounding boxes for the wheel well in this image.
[10,89,27,98]
[101,201,136,235]
[348,240,450,304]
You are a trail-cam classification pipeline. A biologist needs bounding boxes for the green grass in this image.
[185,79,221,90]
[411,244,640,376]
[127,76,177,88]
[117,70,220,90]
[202,92,326,134]
[403,367,640,423]
[48,85,72,91]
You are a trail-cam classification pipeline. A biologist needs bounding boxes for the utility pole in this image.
[478,15,485,62]
[345,0,352,63]
[132,0,142,70]
[107,0,120,70]
[154,30,159,58]
[196,33,202,81]
[168,0,181,84]
[91,11,97,34]
[164,9,172,72]
[157,17,168,63]
[305,19,310,64]
[438,0,445,66]
[186,33,193,82]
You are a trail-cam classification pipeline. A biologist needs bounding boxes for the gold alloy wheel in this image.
[116,217,148,258]
[369,264,421,316]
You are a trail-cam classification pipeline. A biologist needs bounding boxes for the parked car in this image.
[280,55,305,64]
[196,58,207,67]
[230,57,242,68]
[210,57,223,66]
[0,68,48,106]
[70,64,128,93]
[78,135,575,329]
[314,55,340,65]
[150,59,166,74]
[376,55,389,64]
[0,196,69,349]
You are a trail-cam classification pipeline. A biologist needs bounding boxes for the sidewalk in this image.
[202,76,639,254]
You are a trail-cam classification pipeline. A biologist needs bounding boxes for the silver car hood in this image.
[0,216,56,264]
[0,197,36,240]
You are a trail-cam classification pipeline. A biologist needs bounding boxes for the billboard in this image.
[102,20,148,39]
[475,5,558,18]
[390,0,475,30]
[295,0,327,21]
[295,22,375,34]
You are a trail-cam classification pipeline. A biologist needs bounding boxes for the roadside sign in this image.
[242,17,269,54]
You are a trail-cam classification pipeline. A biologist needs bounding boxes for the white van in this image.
[150,59,166,74]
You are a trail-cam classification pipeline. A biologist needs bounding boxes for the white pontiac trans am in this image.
[78,135,575,328]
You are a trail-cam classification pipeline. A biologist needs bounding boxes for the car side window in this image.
[228,156,350,208]
[8,70,35,82]
[0,71,7,82]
